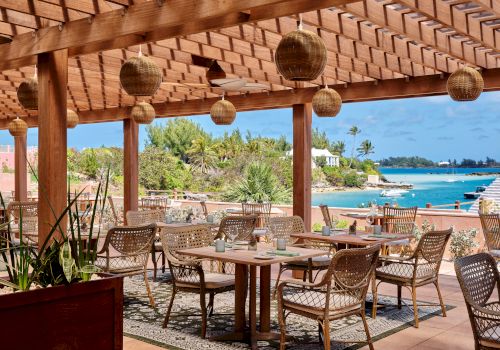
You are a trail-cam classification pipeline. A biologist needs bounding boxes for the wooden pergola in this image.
[0,0,499,242]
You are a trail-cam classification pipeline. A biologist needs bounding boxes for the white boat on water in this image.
[380,189,409,197]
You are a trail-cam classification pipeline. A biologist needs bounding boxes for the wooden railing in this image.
[425,200,476,210]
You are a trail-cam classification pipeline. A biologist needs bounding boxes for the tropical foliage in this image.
[58,118,379,203]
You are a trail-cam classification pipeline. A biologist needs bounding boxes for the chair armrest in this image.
[379,255,414,263]
[278,278,317,290]
[471,303,500,320]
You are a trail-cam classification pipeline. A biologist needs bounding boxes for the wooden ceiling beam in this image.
[393,0,500,56]
[342,0,485,69]
[0,0,362,71]
[4,68,500,128]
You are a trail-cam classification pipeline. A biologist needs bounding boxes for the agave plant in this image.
[0,168,110,291]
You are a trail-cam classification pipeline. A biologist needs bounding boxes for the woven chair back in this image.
[326,245,380,291]
[106,224,156,255]
[455,252,499,307]
[480,213,500,251]
[290,215,305,234]
[126,209,164,226]
[383,206,417,234]
[319,204,332,228]
[161,224,212,254]
[217,215,257,241]
[268,216,294,241]
[7,201,38,222]
[140,196,168,210]
[241,202,271,227]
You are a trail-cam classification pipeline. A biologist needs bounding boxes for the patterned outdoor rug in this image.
[123,274,454,350]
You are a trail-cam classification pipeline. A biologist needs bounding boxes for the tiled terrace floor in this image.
[123,261,476,350]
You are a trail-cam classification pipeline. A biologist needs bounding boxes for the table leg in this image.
[235,263,248,333]
[249,265,257,350]
[259,265,271,333]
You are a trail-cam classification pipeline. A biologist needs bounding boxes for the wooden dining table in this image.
[341,212,385,226]
[177,243,325,349]
[291,231,414,248]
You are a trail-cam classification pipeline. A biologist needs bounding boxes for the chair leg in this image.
[163,288,177,328]
[208,292,215,317]
[144,269,155,308]
[361,310,374,350]
[161,252,165,273]
[308,267,313,283]
[371,279,378,319]
[434,280,447,317]
[278,303,287,350]
[200,292,208,338]
[273,265,285,299]
[321,320,331,350]
[397,285,402,309]
[411,286,419,328]
[152,249,157,282]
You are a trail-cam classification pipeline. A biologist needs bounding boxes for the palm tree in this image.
[357,140,374,158]
[331,141,346,157]
[223,162,290,203]
[348,126,361,167]
[186,136,218,174]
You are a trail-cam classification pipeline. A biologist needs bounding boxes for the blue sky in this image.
[3,91,499,162]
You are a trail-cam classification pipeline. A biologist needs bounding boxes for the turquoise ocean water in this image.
[312,167,499,210]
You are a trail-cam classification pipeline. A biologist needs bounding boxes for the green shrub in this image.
[449,227,479,260]
[312,222,323,232]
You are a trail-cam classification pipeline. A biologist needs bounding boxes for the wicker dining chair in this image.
[160,224,236,338]
[96,223,157,307]
[107,195,123,226]
[480,213,500,262]
[372,228,452,327]
[455,253,500,350]
[277,245,380,350]
[126,209,165,281]
[200,201,209,218]
[241,202,272,228]
[319,204,333,228]
[273,216,333,296]
[382,206,418,254]
[216,215,257,241]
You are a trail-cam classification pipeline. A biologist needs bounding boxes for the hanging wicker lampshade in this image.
[275,25,327,81]
[119,51,162,96]
[447,66,484,101]
[210,98,236,125]
[17,77,38,110]
[130,102,156,124]
[312,86,342,117]
[8,117,27,137]
[67,109,79,128]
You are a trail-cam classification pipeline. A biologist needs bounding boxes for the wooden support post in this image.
[14,135,28,201]
[37,49,68,243]
[123,118,139,219]
[292,103,312,231]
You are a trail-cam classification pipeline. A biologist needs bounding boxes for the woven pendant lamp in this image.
[67,109,79,128]
[313,85,342,117]
[130,102,156,124]
[8,116,28,137]
[447,66,484,101]
[275,18,327,81]
[17,71,38,110]
[210,95,236,125]
[119,46,162,96]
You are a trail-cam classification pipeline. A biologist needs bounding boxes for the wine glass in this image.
[227,229,238,247]
[331,215,339,231]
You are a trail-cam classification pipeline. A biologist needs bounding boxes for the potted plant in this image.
[0,171,123,350]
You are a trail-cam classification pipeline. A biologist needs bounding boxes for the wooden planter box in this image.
[0,276,123,350]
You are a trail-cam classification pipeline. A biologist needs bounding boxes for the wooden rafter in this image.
[3,68,499,129]
[0,0,363,71]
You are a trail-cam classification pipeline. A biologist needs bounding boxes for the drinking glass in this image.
[227,229,238,247]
